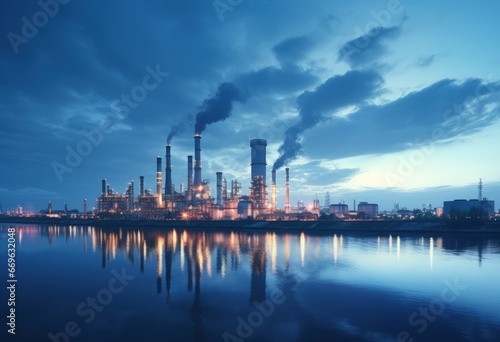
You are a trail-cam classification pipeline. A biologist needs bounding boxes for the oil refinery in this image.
[96,135,320,220]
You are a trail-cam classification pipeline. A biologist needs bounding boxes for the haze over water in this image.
[1,224,500,342]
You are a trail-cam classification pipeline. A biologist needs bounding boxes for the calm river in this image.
[1,224,499,341]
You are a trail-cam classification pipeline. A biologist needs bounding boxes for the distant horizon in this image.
[3,177,498,214]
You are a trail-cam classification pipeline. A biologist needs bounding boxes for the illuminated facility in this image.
[96,135,320,220]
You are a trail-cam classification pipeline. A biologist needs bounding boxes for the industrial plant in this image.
[96,135,320,220]
[91,135,497,221]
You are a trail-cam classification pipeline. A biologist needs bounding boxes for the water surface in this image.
[1,224,499,342]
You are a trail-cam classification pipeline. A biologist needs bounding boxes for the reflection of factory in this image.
[250,235,266,303]
[96,135,320,220]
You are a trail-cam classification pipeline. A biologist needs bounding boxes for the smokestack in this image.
[101,179,106,196]
[187,155,193,202]
[129,181,134,210]
[271,170,277,211]
[285,168,290,214]
[140,176,144,196]
[156,156,163,207]
[250,139,267,183]
[83,199,87,218]
[216,172,223,206]
[165,145,172,195]
[194,135,202,186]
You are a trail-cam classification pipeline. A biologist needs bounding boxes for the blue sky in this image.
[1,0,499,212]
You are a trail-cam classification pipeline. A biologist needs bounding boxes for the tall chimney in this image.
[101,179,106,196]
[156,156,163,207]
[140,176,144,196]
[165,145,172,195]
[187,155,193,202]
[250,139,267,183]
[216,172,223,206]
[271,170,277,211]
[83,199,87,218]
[285,168,290,214]
[194,135,202,186]
[129,181,134,210]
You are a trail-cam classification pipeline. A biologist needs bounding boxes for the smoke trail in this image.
[194,82,246,134]
[167,114,194,144]
[272,70,383,170]
[273,127,302,171]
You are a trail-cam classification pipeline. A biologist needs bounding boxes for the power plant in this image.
[96,134,319,220]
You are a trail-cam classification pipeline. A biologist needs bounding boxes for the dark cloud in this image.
[273,69,384,170]
[233,35,320,96]
[304,78,500,160]
[234,65,319,96]
[273,36,316,67]
[338,26,400,67]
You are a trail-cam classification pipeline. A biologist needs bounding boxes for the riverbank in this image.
[1,216,500,234]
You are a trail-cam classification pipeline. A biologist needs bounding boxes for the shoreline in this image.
[1,216,500,235]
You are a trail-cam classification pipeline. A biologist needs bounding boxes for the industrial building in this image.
[357,202,379,219]
[442,180,496,218]
[38,201,80,218]
[330,203,349,217]
[443,199,495,218]
[95,135,319,220]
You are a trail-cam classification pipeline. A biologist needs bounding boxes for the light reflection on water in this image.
[1,224,500,342]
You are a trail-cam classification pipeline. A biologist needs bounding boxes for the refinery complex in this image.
[5,131,496,221]
[8,134,495,221]
[96,135,320,220]
[4,132,496,221]
[92,132,496,221]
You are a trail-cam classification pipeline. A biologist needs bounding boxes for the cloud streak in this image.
[305,78,500,160]
[338,26,401,67]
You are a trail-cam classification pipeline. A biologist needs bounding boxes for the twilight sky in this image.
[1,0,499,213]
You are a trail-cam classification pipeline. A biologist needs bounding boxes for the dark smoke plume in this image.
[167,114,194,144]
[273,70,383,170]
[194,82,246,134]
